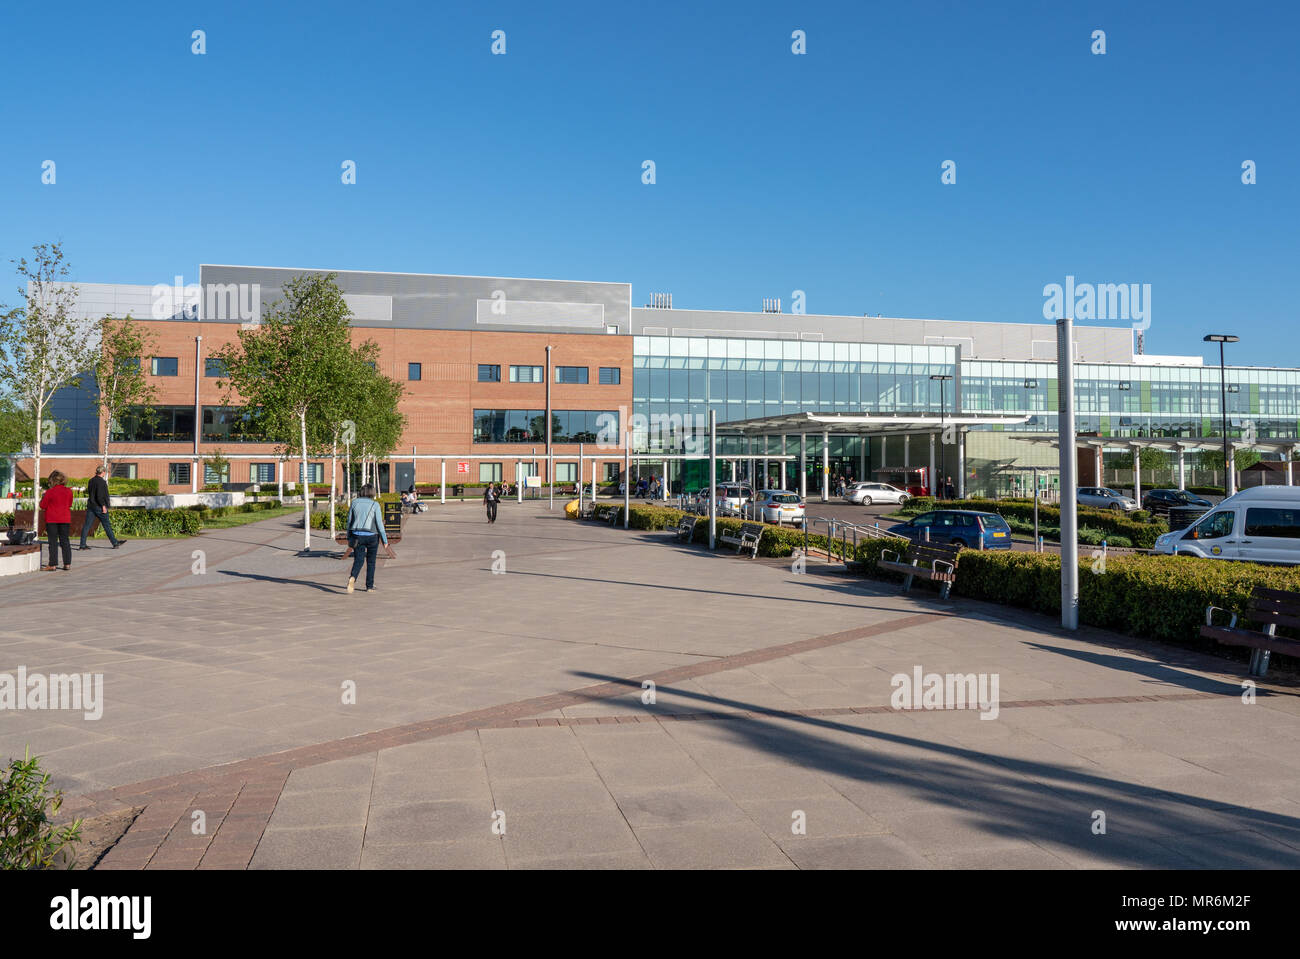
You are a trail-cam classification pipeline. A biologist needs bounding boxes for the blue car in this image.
[887,510,1014,550]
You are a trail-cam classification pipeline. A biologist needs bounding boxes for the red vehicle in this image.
[872,467,930,498]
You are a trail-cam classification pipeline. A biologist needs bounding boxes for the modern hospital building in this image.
[16,264,1300,499]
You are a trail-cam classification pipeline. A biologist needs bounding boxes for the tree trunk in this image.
[300,409,311,551]
[330,434,338,539]
[32,394,44,530]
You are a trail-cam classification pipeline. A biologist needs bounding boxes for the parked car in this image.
[886,510,1013,550]
[1141,488,1213,515]
[1077,487,1139,511]
[714,485,753,515]
[843,481,910,506]
[744,490,805,526]
[1152,486,1300,564]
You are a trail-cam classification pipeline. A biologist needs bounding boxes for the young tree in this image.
[312,342,383,537]
[0,243,98,521]
[215,273,357,551]
[352,366,406,494]
[90,315,158,472]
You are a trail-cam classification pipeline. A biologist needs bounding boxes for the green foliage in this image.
[106,478,159,496]
[0,749,83,870]
[92,315,158,465]
[104,508,202,537]
[953,551,1300,659]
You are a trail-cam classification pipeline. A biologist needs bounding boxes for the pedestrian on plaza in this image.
[944,476,955,499]
[77,465,126,550]
[483,482,499,523]
[39,470,74,571]
[345,484,394,593]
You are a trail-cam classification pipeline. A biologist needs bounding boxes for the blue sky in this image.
[2,0,1296,366]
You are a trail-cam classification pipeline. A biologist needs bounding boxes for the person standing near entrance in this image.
[39,470,74,571]
[78,466,125,550]
[483,482,499,523]
[345,484,394,593]
[944,476,955,500]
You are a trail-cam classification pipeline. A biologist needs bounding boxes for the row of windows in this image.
[472,409,619,444]
[136,462,325,485]
[477,365,620,384]
[114,357,229,377]
[111,406,263,443]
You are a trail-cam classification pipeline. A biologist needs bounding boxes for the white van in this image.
[1152,486,1300,564]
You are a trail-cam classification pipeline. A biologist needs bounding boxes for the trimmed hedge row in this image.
[613,504,858,559]
[898,496,1168,549]
[952,549,1300,655]
[99,508,203,537]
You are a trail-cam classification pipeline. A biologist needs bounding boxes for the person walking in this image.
[78,466,126,550]
[345,484,394,593]
[39,470,74,571]
[483,482,499,523]
[944,476,956,500]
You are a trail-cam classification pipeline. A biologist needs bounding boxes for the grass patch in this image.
[199,505,301,530]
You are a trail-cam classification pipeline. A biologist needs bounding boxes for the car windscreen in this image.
[981,515,1010,530]
[770,494,800,504]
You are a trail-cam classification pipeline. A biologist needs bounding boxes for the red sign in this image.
[457,462,470,474]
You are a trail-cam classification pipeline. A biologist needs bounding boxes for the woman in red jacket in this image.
[39,470,74,571]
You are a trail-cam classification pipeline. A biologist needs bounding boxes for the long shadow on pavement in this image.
[568,671,1300,867]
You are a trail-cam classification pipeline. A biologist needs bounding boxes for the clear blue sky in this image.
[2,0,1296,366]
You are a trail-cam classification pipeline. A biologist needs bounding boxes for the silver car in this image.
[1077,487,1138,511]
[744,490,805,526]
[713,484,753,516]
[844,482,910,506]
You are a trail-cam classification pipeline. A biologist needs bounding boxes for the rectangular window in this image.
[556,366,588,384]
[152,356,179,376]
[1245,507,1300,538]
[251,463,275,484]
[599,367,621,385]
[509,365,544,383]
[478,364,501,382]
[168,462,191,485]
[555,462,576,483]
[204,357,227,377]
[202,406,262,443]
[408,362,422,381]
[479,462,502,483]
[110,463,137,479]
[298,463,324,485]
[204,463,229,485]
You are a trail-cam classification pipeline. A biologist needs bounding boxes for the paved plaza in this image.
[2,498,1299,869]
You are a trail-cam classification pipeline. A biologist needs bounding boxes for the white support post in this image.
[821,430,829,502]
[957,431,966,499]
[1057,318,1079,631]
[1177,448,1186,491]
[1133,445,1142,504]
[441,459,446,503]
[799,433,806,499]
[928,433,936,497]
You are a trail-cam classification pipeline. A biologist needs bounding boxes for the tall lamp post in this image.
[1204,334,1239,496]
[930,374,952,497]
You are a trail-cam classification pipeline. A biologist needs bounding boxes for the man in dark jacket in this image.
[78,466,126,550]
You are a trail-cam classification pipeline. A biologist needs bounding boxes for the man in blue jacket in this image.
[346,484,395,593]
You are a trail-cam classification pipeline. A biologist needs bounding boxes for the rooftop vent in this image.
[762,298,782,313]
[645,292,673,309]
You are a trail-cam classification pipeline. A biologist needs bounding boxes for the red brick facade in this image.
[21,320,633,491]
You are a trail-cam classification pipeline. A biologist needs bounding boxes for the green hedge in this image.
[91,508,203,537]
[953,550,1300,659]
[617,504,855,559]
[897,496,1168,549]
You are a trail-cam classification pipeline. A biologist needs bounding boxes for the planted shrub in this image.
[1,749,83,870]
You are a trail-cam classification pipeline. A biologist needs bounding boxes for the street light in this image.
[1204,334,1239,495]
[931,374,953,497]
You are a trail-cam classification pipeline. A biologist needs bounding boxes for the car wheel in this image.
[861,496,872,506]
[1110,503,1122,511]
[898,495,908,505]
[950,539,967,550]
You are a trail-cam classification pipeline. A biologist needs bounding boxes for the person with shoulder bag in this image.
[345,484,395,593]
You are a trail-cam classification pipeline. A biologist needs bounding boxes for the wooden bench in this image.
[877,541,961,599]
[718,522,764,559]
[1200,587,1300,677]
[674,514,699,542]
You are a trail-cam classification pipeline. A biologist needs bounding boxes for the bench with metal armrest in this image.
[1200,586,1300,677]
[877,541,961,599]
[718,521,764,559]
[674,514,699,542]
